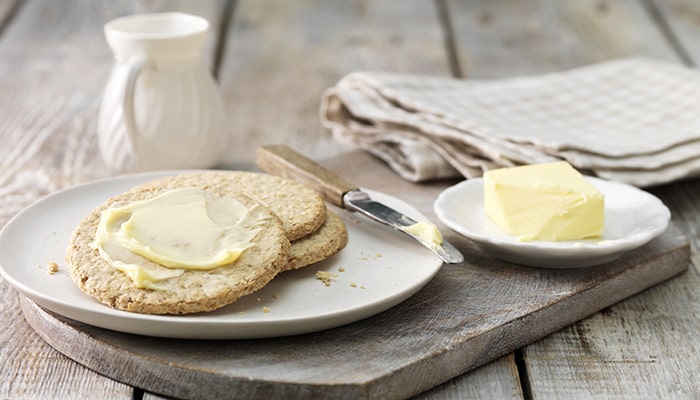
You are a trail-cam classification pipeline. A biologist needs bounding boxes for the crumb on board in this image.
[47,261,59,275]
[315,270,338,287]
[273,293,280,299]
[338,267,346,272]
[262,306,271,314]
[350,282,357,288]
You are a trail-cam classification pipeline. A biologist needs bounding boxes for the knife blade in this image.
[256,145,464,264]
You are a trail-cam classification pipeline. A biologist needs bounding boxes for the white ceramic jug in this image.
[98,12,227,173]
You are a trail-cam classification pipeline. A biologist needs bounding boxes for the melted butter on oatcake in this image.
[95,187,262,290]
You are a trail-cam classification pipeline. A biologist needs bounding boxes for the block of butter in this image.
[483,161,604,242]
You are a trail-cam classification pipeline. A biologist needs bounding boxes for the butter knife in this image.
[256,145,464,264]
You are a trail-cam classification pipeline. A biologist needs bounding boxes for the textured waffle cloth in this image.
[320,58,700,187]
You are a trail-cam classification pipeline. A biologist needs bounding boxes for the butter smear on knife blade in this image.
[483,161,604,242]
[404,221,444,251]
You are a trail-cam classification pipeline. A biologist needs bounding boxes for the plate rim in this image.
[0,171,443,339]
[434,176,670,267]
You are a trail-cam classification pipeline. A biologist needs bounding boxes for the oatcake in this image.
[66,170,348,315]
[152,171,327,241]
[285,211,348,271]
[67,181,290,315]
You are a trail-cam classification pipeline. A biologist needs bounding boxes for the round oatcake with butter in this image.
[285,210,348,271]
[66,179,290,315]
[153,171,327,241]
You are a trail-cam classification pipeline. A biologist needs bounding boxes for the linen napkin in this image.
[320,58,700,187]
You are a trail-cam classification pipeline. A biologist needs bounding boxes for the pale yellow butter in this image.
[95,188,259,289]
[404,221,443,251]
[483,161,604,242]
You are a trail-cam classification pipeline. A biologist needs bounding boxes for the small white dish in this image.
[434,177,670,268]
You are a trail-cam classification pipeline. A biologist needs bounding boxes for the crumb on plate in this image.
[315,270,338,287]
[47,261,59,275]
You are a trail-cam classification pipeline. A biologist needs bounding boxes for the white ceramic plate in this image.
[0,171,442,339]
[434,177,670,268]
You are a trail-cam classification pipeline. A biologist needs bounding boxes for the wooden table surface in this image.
[1,1,699,399]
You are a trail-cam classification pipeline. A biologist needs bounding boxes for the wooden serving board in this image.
[21,152,690,400]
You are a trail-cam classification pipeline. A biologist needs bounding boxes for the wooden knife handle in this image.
[256,145,359,208]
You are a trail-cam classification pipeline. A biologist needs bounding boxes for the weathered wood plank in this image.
[0,1,229,399]
[648,0,700,63]
[415,354,524,400]
[0,0,228,226]
[522,180,700,399]
[1,1,514,399]
[0,275,134,399]
[216,0,453,167]
[446,0,680,78]
[215,1,524,397]
[445,0,698,398]
[18,149,688,400]
[0,0,19,29]
[3,1,697,399]
[522,265,700,399]
[141,355,525,400]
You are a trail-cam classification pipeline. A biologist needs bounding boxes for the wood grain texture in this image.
[3,1,700,399]
[143,357,526,400]
[0,1,522,399]
[0,1,228,399]
[19,151,689,400]
[216,0,453,167]
[0,281,133,399]
[523,179,700,399]
[414,354,524,400]
[523,267,700,398]
[0,0,19,29]
[647,0,700,63]
[0,0,227,226]
[140,354,525,400]
[256,145,358,207]
[443,0,700,398]
[445,0,681,78]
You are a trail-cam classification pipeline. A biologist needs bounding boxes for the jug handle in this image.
[122,56,146,154]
